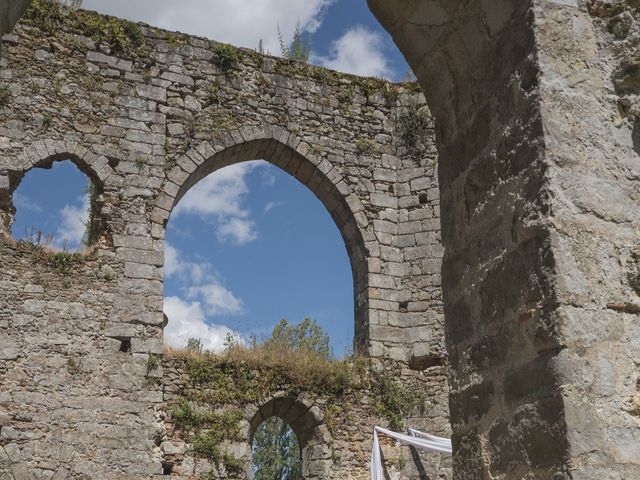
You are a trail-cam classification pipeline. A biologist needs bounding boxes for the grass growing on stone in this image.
[169,340,367,403]
[25,0,144,55]
[171,400,244,473]
[397,102,431,157]
[356,138,377,156]
[212,43,239,72]
[374,375,427,431]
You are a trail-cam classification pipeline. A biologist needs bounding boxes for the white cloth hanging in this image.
[371,426,452,480]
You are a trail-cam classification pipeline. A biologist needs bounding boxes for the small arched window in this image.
[9,159,100,251]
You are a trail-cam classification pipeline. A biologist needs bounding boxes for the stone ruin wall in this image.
[159,356,451,480]
[369,1,640,479]
[0,5,450,479]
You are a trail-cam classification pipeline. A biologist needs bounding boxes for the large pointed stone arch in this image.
[155,128,372,351]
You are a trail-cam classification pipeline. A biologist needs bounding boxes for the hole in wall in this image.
[161,463,174,475]
[409,353,446,371]
[251,416,301,480]
[9,159,100,251]
[118,338,132,353]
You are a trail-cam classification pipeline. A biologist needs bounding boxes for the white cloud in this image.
[164,242,181,277]
[188,283,244,316]
[55,195,89,251]
[264,201,284,214]
[163,243,245,351]
[163,296,242,352]
[13,192,42,213]
[216,218,258,245]
[314,25,391,79]
[261,168,277,187]
[172,161,266,246]
[83,0,334,54]
[164,242,209,283]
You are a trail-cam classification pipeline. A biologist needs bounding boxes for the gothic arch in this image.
[156,127,372,351]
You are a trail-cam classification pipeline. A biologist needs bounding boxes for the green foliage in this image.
[278,21,312,63]
[171,403,242,469]
[163,157,178,173]
[252,417,301,480]
[79,16,143,54]
[205,80,222,106]
[165,32,186,49]
[187,338,203,353]
[25,0,65,33]
[134,157,147,172]
[337,86,354,105]
[146,353,160,375]
[171,400,214,430]
[212,43,238,72]
[47,251,84,273]
[0,85,11,106]
[25,0,144,55]
[397,103,431,156]
[355,139,376,156]
[375,375,426,431]
[172,319,363,404]
[266,318,331,359]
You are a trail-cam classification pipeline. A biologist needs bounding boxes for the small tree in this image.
[186,338,203,354]
[267,318,331,359]
[278,21,312,63]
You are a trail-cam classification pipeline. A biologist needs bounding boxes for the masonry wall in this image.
[159,354,451,480]
[0,3,449,479]
[370,1,640,479]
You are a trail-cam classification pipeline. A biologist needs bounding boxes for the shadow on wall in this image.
[0,0,31,35]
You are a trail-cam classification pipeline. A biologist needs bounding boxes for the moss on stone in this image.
[212,43,239,72]
[25,0,144,55]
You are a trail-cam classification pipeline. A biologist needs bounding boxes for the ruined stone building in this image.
[1,1,639,479]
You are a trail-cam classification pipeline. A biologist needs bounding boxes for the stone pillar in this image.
[0,0,30,36]
[369,1,640,479]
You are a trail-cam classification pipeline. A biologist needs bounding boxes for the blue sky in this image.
[13,0,410,355]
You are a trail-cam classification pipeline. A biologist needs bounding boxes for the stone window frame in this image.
[0,140,115,246]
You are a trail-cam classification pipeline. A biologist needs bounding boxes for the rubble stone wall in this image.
[369,1,640,479]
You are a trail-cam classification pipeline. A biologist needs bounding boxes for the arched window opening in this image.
[163,160,354,357]
[9,159,100,252]
[252,416,301,480]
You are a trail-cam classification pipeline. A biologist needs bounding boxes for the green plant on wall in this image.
[375,374,426,430]
[355,138,376,156]
[278,21,312,63]
[0,85,11,106]
[212,43,238,72]
[25,0,144,54]
[397,102,431,158]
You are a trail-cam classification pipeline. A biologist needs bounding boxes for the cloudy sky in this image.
[12,0,410,355]
[81,0,409,80]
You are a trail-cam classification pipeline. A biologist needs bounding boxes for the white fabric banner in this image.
[371,426,452,480]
